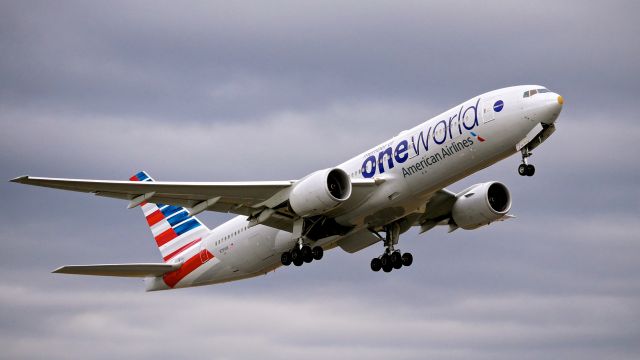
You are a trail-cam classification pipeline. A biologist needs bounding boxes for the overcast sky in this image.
[1,1,639,359]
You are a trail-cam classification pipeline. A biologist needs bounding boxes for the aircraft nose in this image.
[552,93,564,112]
[540,92,563,124]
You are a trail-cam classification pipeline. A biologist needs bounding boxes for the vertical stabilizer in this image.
[129,171,210,264]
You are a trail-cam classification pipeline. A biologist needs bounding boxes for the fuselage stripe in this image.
[163,249,214,288]
[163,238,202,262]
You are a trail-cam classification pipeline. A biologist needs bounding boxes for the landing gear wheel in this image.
[312,246,324,260]
[402,252,413,266]
[301,245,313,263]
[280,252,292,266]
[526,164,535,176]
[380,253,391,268]
[519,147,535,177]
[518,163,527,176]
[291,247,302,264]
[391,251,403,269]
[382,263,393,273]
[370,258,382,272]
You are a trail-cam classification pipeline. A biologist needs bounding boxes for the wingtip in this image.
[9,175,29,183]
[51,266,66,274]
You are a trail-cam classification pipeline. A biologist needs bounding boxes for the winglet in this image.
[9,175,29,183]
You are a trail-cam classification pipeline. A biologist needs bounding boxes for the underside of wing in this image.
[52,263,181,277]
[415,188,457,233]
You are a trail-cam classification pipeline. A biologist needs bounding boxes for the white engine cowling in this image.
[451,181,512,230]
[289,168,352,217]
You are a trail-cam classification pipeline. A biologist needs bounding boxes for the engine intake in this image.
[451,182,511,230]
[289,168,352,217]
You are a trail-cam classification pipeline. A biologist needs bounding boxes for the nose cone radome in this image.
[540,92,563,124]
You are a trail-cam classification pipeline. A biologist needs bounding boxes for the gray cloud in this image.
[0,283,638,360]
[1,0,639,359]
[2,1,639,121]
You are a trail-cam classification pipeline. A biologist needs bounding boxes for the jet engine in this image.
[289,168,352,217]
[451,181,511,230]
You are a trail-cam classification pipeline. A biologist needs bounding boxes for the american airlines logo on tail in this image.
[130,171,215,288]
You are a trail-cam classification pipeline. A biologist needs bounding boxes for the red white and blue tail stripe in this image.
[129,171,211,264]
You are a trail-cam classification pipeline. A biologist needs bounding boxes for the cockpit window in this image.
[523,88,550,97]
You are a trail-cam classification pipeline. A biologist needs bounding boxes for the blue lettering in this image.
[394,140,409,163]
[457,105,463,134]
[462,98,481,130]
[360,98,481,178]
[411,127,432,156]
[362,155,376,178]
[377,147,394,174]
[448,113,458,138]
[433,120,447,145]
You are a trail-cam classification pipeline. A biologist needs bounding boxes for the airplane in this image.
[10,85,563,291]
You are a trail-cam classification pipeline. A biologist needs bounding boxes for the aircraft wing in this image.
[10,175,377,232]
[53,263,180,277]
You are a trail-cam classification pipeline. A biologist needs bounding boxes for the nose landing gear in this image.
[518,147,535,176]
[370,223,413,273]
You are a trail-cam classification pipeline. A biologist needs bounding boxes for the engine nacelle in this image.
[451,181,512,230]
[289,168,352,217]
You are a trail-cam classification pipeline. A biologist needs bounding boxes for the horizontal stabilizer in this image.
[52,263,181,277]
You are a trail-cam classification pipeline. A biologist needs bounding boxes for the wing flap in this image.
[52,263,181,277]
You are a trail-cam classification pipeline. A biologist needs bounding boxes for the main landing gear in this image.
[280,241,324,267]
[370,223,413,273]
[518,147,535,177]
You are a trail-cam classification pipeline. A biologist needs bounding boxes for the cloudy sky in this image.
[1,1,639,359]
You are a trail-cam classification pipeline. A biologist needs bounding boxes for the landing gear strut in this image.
[518,147,535,177]
[370,223,413,273]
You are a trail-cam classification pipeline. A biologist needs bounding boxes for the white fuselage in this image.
[146,85,562,290]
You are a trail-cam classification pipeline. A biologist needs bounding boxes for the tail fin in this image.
[129,171,210,263]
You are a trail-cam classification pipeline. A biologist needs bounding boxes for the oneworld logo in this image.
[361,98,482,178]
